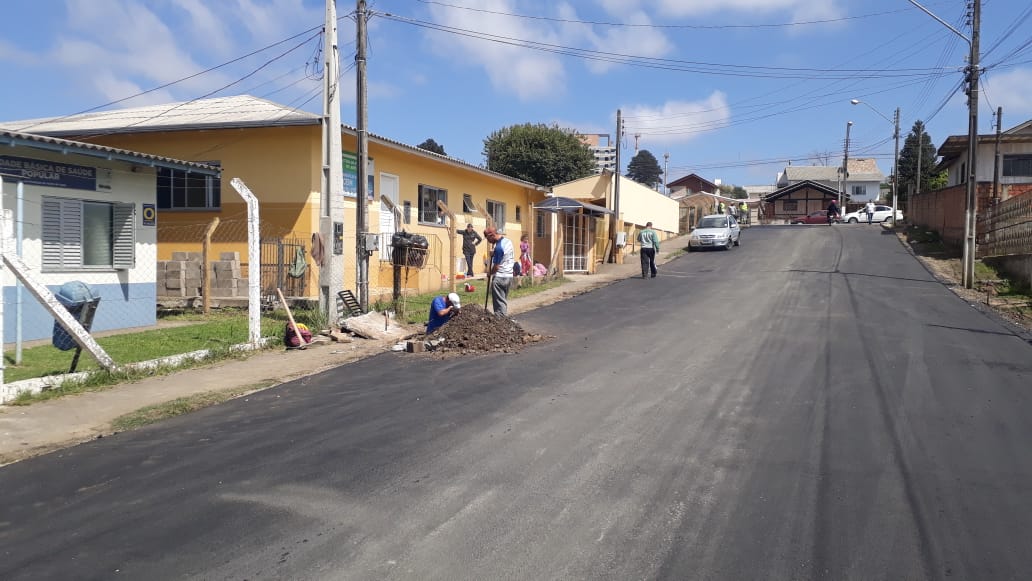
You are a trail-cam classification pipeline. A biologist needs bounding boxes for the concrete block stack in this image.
[211,252,243,298]
[157,251,248,299]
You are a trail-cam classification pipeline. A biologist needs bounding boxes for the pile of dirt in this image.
[425,304,545,354]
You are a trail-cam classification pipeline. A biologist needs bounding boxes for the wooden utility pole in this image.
[992,106,1002,203]
[437,201,457,292]
[610,109,622,263]
[356,0,370,310]
[201,217,220,315]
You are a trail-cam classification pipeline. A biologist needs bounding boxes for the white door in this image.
[379,173,399,261]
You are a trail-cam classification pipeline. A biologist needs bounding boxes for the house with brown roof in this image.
[777,158,885,203]
[667,173,718,199]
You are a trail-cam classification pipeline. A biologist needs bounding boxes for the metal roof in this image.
[533,196,613,217]
[1,94,544,191]
[1,95,321,136]
[0,130,220,175]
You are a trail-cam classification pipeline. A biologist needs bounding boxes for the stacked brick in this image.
[158,252,248,298]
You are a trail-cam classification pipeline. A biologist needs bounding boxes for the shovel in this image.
[484,272,493,311]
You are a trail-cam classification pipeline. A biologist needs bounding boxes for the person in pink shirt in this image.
[519,233,532,277]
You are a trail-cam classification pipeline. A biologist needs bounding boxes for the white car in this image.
[840,205,903,223]
[688,214,741,251]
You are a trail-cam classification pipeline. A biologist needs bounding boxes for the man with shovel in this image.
[484,227,515,316]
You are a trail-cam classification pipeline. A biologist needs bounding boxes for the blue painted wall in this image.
[3,282,156,342]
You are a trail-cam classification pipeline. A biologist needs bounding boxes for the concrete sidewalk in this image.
[0,235,690,465]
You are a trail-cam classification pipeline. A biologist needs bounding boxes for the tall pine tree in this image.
[896,121,937,201]
[626,149,663,189]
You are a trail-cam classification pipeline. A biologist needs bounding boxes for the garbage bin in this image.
[52,281,100,351]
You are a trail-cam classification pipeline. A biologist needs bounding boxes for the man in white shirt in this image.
[484,227,515,316]
[865,201,876,225]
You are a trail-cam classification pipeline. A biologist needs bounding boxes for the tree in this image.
[626,149,663,188]
[417,138,447,156]
[482,123,596,187]
[718,184,748,199]
[896,120,937,202]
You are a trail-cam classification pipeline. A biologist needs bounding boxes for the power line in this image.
[412,0,918,30]
[376,13,953,80]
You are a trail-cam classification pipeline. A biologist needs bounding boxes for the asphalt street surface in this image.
[3,224,1032,580]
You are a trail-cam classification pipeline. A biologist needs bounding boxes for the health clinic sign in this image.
[0,155,112,191]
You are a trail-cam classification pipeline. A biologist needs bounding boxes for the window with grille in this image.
[42,197,135,271]
[852,185,866,198]
[783,200,798,211]
[1003,154,1032,177]
[157,163,221,209]
[486,199,505,231]
[418,184,447,224]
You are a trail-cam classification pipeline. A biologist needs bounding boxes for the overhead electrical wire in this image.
[412,0,920,30]
[376,13,953,80]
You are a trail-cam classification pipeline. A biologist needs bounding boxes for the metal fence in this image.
[260,237,307,298]
[977,191,1032,258]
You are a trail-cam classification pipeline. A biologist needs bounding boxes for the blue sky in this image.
[2,0,1031,189]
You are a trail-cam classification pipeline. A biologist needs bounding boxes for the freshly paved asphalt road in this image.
[2,224,1032,580]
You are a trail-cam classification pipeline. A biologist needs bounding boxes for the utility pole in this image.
[892,107,900,227]
[962,0,980,289]
[663,152,670,196]
[319,0,345,322]
[908,0,980,288]
[915,121,923,199]
[355,0,370,310]
[841,121,853,209]
[992,106,1002,203]
[611,109,622,262]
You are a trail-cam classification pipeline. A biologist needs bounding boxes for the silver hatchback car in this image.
[688,214,741,251]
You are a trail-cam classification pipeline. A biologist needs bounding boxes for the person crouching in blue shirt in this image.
[426,292,462,334]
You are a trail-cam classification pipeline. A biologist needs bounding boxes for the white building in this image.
[1,130,219,341]
[776,158,885,203]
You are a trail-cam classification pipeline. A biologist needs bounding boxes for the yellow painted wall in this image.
[86,126,545,301]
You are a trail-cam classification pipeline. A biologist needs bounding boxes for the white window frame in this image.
[486,199,506,232]
[42,196,135,271]
[418,184,447,224]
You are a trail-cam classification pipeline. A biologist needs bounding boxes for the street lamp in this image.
[908,0,980,289]
[851,99,900,227]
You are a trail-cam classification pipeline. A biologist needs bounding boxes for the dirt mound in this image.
[425,304,545,354]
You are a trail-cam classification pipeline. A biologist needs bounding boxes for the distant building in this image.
[578,133,616,175]
[666,173,718,199]
[743,184,776,197]
[776,158,885,203]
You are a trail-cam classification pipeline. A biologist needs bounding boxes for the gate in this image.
[260,237,307,298]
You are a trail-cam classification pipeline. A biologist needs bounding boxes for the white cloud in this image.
[623,92,731,146]
[984,68,1032,120]
[558,3,673,75]
[425,0,566,100]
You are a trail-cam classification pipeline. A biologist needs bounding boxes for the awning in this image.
[533,196,614,217]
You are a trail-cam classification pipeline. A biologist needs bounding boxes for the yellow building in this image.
[545,171,678,271]
[3,96,546,303]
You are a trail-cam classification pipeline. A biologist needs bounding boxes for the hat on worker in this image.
[447,292,461,308]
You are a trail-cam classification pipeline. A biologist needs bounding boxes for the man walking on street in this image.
[458,223,482,277]
[865,201,876,225]
[484,227,515,316]
[638,221,659,279]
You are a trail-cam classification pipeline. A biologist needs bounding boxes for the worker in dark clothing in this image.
[827,200,840,225]
[458,223,483,277]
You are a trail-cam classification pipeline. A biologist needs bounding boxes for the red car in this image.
[791,210,835,224]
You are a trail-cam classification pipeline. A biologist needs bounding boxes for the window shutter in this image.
[42,198,83,270]
[113,202,136,269]
[41,198,62,271]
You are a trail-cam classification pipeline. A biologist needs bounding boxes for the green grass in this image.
[3,313,286,384]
